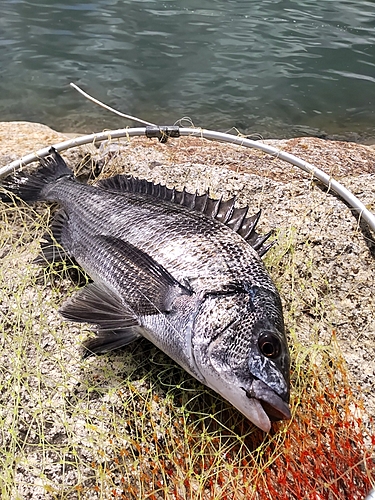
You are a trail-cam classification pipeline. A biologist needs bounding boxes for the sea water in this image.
[1,0,374,140]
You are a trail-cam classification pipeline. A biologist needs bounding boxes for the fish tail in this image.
[0,147,72,203]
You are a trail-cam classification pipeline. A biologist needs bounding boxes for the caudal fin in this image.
[0,147,72,203]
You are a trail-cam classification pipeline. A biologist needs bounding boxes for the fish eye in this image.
[258,333,281,359]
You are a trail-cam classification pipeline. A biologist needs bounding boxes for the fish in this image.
[1,147,291,432]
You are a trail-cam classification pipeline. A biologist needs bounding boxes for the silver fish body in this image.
[2,149,291,431]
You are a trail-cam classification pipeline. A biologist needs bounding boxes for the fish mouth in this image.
[244,379,291,424]
[199,370,290,432]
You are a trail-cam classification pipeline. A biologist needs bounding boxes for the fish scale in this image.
[51,176,273,293]
[1,148,291,432]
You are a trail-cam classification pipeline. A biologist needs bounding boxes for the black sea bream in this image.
[1,148,291,432]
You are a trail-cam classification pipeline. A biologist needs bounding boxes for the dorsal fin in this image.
[96,175,273,256]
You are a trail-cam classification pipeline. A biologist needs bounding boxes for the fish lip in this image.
[197,369,274,432]
[244,379,291,422]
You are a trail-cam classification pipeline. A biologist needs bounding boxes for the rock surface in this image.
[0,121,374,498]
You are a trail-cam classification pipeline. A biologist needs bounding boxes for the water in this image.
[1,0,375,140]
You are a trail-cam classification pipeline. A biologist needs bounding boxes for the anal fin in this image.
[82,327,142,357]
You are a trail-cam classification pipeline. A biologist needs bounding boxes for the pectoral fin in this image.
[59,237,192,356]
[96,236,192,315]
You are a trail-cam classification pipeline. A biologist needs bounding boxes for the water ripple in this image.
[0,0,374,139]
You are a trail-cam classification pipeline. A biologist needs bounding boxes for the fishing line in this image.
[69,83,157,127]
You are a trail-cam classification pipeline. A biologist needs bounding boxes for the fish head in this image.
[192,284,290,432]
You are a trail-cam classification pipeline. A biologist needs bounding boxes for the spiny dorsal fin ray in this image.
[96,175,273,256]
[226,205,249,232]
[215,196,236,224]
[257,240,275,258]
[238,211,261,241]
[250,230,274,252]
